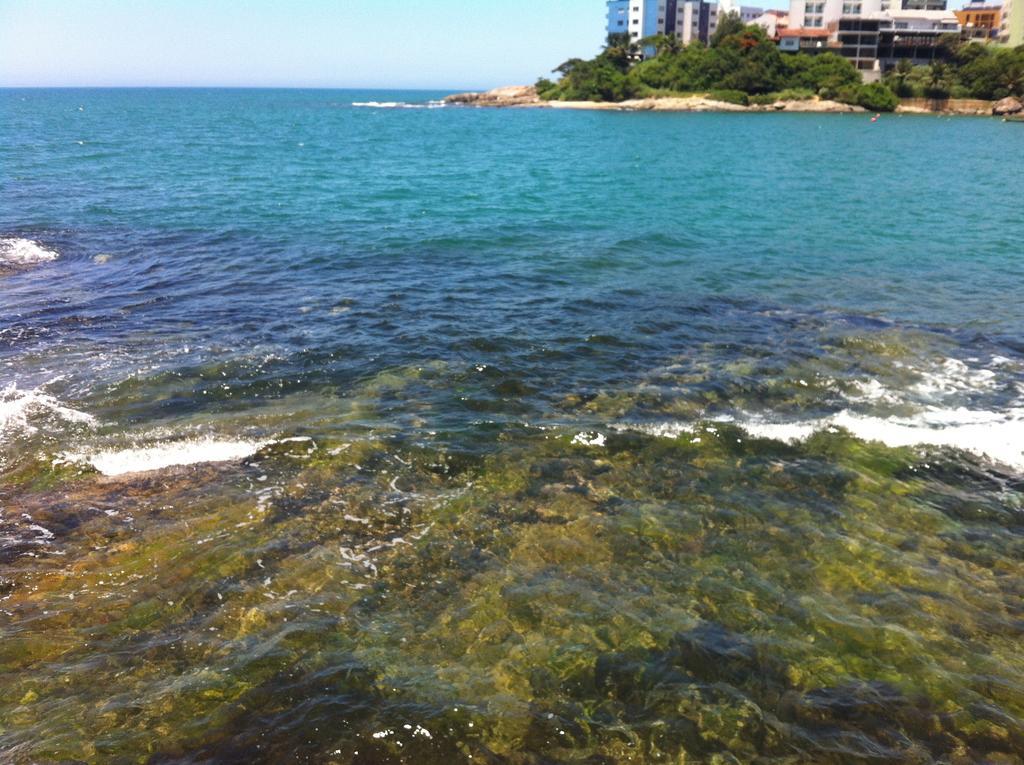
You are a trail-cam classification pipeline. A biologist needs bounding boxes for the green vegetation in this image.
[537,22,902,110]
[884,41,1024,99]
[748,87,816,105]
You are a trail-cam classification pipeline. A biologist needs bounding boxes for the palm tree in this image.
[638,33,682,57]
[604,32,642,70]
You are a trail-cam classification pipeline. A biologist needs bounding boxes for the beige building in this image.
[1000,0,1024,45]
[955,2,1002,39]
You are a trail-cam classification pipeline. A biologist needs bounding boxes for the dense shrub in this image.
[883,43,1024,100]
[708,89,750,105]
[855,82,900,111]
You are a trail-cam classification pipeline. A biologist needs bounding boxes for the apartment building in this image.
[608,0,722,45]
[837,9,959,76]
[605,0,791,49]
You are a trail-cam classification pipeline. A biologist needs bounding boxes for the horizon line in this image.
[0,84,485,91]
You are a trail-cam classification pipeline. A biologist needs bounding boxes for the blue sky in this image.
[0,0,606,89]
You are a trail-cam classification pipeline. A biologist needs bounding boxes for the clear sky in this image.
[0,0,606,89]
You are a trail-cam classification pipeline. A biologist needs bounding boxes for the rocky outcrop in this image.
[444,85,541,107]
[993,96,1023,116]
[751,99,865,113]
[445,88,869,113]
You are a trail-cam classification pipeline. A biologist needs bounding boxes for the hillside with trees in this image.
[537,18,1024,111]
[884,39,1024,100]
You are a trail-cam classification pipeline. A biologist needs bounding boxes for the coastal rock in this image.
[772,98,865,113]
[444,85,540,107]
[992,96,1023,116]
[447,89,870,114]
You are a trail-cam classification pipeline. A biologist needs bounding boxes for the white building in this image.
[719,0,771,22]
[609,0,785,47]
[788,0,947,29]
[753,9,790,36]
[679,0,722,42]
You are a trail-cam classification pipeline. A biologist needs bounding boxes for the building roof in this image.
[779,27,831,36]
[864,9,959,20]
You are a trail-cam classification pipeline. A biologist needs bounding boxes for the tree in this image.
[886,59,915,97]
[604,33,639,72]
[924,61,952,99]
[710,12,746,48]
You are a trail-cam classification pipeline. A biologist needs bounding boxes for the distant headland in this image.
[445,84,1024,115]
[449,1,1024,117]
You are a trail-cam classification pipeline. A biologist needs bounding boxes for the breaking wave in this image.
[0,383,97,439]
[352,100,445,109]
[616,355,1024,472]
[0,238,59,266]
[738,407,1024,471]
[62,436,272,476]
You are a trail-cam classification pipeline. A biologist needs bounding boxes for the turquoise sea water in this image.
[2,89,1024,763]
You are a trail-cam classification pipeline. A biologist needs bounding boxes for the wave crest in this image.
[0,238,59,266]
[0,383,97,440]
[62,437,272,476]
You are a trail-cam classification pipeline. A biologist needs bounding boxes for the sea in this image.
[1,88,1023,763]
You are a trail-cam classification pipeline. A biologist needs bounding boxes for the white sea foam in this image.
[572,431,606,447]
[0,238,59,266]
[0,383,97,439]
[613,420,696,439]
[846,378,903,404]
[352,101,445,109]
[624,408,1024,472]
[65,436,272,476]
[910,357,998,399]
[749,408,1024,468]
[352,101,404,108]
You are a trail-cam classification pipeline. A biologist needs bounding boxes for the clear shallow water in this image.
[2,88,1024,763]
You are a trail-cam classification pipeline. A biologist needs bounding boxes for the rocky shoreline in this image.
[445,86,1022,116]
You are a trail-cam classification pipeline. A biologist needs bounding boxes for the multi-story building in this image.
[954,2,1002,39]
[719,0,771,22]
[679,1,722,43]
[605,0,790,48]
[1000,0,1023,44]
[837,9,960,74]
[789,0,880,30]
[788,0,952,29]
[607,0,721,46]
